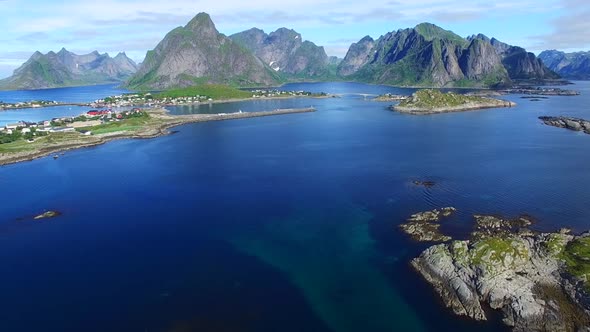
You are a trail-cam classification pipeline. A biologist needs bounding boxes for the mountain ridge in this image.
[0,49,138,90]
[338,23,557,87]
[539,50,590,80]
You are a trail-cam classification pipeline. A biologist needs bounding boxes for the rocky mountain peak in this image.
[414,22,464,43]
[185,12,217,34]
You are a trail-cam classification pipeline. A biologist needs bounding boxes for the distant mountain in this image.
[230,27,330,79]
[489,38,559,80]
[0,49,138,90]
[338,23,557,87]
[126,13,280,90]
[539,50,590,80]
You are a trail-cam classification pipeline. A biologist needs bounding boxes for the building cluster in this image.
[0,100,60,110]
[250,90,325,98]
[0,108,144,140]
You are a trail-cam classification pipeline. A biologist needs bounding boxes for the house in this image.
[21,128,31,134]
[6,123,22,130]
[87,110,110,116]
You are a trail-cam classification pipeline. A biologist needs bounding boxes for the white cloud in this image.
[529,0,590,51]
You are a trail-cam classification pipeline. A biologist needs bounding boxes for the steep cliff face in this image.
[491,39,559,80]
[460,37,510,85]
[337,36,375,76]
[230,27,329,78]
[0,49,138,90]
[339,24,509,87]
[339,23,555,87]
[126,13,279,90]
[539,50,590,80]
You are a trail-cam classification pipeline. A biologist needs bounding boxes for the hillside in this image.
[0,49,138,90]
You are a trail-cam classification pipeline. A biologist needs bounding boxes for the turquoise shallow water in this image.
[0,82,589,331]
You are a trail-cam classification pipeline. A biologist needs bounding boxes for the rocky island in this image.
[404,210,590,331]
[400,207,456,242]
[539,116,590,134]
[392,89,516,115]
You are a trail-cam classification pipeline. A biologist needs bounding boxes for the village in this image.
[0,100,62,110]
[88,89,327,108]
[0,108,145,144]
[0,88,326,145]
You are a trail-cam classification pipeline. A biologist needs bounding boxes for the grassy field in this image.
[76,115,155,135]
[399,89,488,108]
[155,84,252,100]
[0,132,94,154]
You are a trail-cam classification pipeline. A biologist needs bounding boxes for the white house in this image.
[21,128,31,134]
[6,123,21,130]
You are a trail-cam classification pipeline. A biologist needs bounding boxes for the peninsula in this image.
[0,107,315,166]
[392,89,515,115]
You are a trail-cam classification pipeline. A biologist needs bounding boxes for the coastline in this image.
[0,107,315,166]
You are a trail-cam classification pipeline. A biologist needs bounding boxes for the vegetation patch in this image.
[470,236,529,273]
[399,89,487,108]
[560,236,590,290]
[77,112,152,135]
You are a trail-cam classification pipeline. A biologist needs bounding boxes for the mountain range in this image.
[337,24,557,87]
[539,50,590,80]
[229,27,332,79]
[0,49,138,90]
[1,13,566,90]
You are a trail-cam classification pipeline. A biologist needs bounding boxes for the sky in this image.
[0,0,589,79]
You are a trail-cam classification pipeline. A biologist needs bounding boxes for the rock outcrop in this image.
[0,49,138,90]
[33,210,62,220]
[412,214,590,332]
[126,13,279,90]
[399,207,456,242]
[539,116,590,134]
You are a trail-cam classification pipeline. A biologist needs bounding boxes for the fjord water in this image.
[1,82,590,331]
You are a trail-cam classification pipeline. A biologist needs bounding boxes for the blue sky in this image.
[0,0,588,78]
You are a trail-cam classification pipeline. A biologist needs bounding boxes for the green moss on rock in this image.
[561,236,590,290]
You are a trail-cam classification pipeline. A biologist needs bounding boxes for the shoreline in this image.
[0,94,331,113]
[0,107,315,166]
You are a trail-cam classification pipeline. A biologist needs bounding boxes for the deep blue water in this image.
[1,82,590,332]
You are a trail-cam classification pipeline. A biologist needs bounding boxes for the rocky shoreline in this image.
[393,100,516,115]
[501,87,580,96]
[539,116,590,134]
[391,89,516,115]
[0,107,315,166]
[402,209,590,331]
